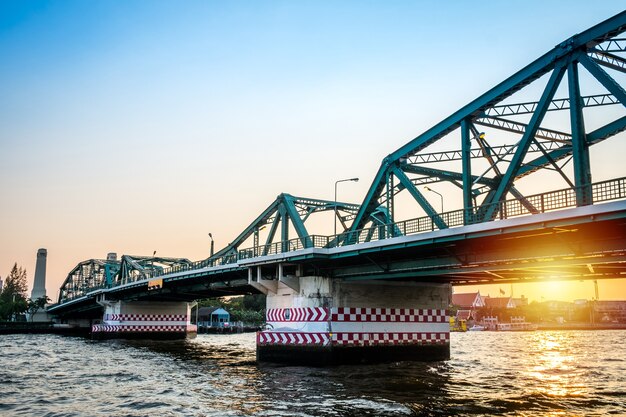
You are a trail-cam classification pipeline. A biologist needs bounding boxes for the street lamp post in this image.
[424,186,444,213]
[208,233,214,257]
[334,177,359,236]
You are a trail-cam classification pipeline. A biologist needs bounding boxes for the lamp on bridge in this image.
[208,233,214,257]
[334,177,359,236]
[424,186,444,213]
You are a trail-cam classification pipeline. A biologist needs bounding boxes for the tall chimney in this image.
[31,248,47,300]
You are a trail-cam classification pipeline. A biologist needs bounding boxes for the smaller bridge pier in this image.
[92,297,197,340]
[251,265,450,365]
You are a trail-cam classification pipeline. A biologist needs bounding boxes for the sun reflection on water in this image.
[523,332,587,398]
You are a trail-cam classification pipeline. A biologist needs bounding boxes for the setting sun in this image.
[457,278,626,303]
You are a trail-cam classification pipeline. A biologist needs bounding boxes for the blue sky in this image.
[1,1,625,301]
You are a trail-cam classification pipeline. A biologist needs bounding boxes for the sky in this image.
[1,1,625,304]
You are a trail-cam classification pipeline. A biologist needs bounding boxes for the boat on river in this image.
[495,317,537,331]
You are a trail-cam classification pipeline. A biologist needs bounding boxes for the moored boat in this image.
[495,317,537,331]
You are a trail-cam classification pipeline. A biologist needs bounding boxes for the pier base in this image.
[254,273,450,366]
[92,299,197,340]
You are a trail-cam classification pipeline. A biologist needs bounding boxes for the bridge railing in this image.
[238,176,626,253]
[176,176,626,267]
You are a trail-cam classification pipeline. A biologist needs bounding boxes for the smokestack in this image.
[31,248,47,300]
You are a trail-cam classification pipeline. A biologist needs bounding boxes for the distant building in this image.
[0,276,3,292]
[198,307,231,328]
[594,300,626,323]
[544,300,576,322]
[484,296,516,309]
[512,295,528,307]
[455,309,474,321]
[451,292,486,309]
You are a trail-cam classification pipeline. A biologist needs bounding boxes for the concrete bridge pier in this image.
[92,296,197,340]
[250,265,450,365]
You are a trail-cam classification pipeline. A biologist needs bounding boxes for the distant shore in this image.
[537,323,626,330]
[0,322,261,336]
[3,322,626,336]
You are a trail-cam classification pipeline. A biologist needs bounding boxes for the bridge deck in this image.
[49,200,626,316]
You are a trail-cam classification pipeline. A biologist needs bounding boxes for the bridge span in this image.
[48,11,626,365]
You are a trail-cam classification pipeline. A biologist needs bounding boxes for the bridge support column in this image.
[92,298,197,340]
[256,275,450,365]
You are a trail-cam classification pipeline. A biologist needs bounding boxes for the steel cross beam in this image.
[401,164,499,187]
[475,117,572,142]
[590,50,626,72]
[405,140,567,164]
[593,38,626,52]
[483,93,618,117]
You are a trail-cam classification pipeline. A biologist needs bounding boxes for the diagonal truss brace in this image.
[391,165,447,229]
[482,63,568,221]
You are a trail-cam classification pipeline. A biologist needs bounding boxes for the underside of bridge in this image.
[321,207,626,285]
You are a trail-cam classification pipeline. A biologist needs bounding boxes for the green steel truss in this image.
[56,195,375,302]
[57,255,192,302]
[350,11,626,235]
[58,258,120,303]
[208,193,382,262]
[117,255,192,285]
[55,12,626,306]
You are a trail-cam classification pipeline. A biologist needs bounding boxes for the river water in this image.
[0,331,624,416]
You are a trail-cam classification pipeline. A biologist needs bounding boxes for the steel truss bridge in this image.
[50,12,626,316]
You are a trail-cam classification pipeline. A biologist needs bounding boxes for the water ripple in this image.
[1,331,625,416]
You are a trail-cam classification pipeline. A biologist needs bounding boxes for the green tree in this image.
[197,297,228,309]
[521,301,550,323]
[197,294,266,326]
[242,294,266,311]
[27,295,51,321]
[0,263,29,321]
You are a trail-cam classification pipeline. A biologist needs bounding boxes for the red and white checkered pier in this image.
[254,275,450,365]
[91,300,197,340]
